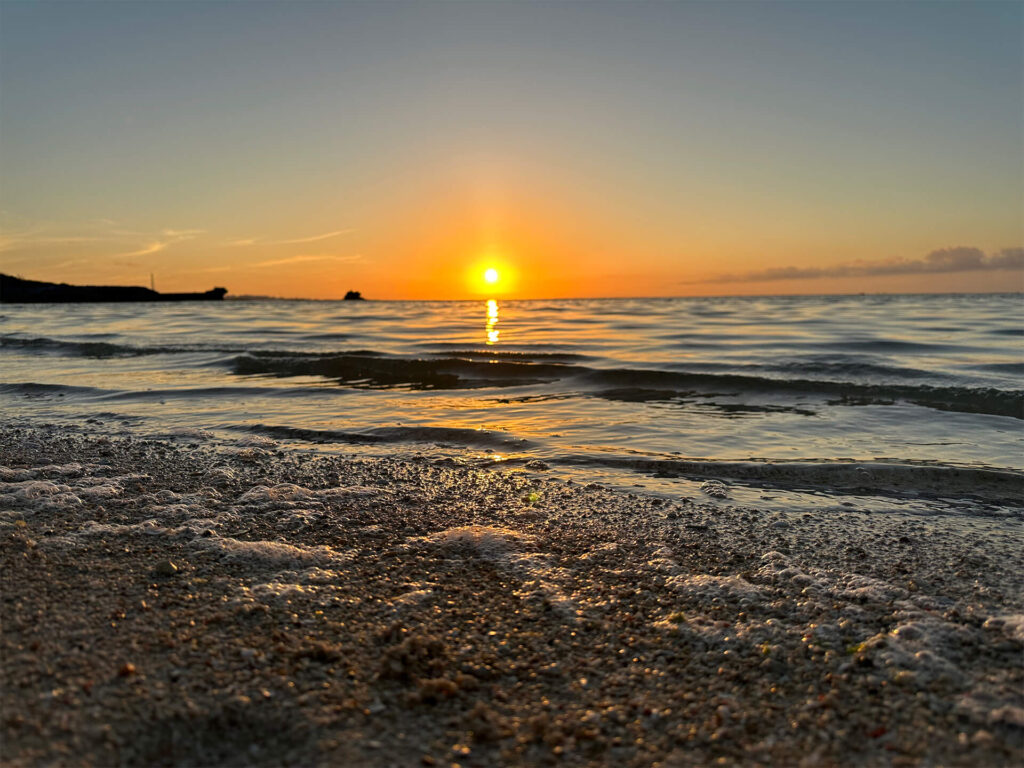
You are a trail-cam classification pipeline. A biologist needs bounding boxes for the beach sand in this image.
[2,426,1022,766]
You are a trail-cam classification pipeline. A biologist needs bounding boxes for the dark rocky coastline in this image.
[0,274,227,303]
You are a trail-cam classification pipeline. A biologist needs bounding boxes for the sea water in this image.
[2,293,1021,515]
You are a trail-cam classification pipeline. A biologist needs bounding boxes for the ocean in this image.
[2,293,1022,516]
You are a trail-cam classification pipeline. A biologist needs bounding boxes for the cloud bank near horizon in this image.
[686,247,1024,284]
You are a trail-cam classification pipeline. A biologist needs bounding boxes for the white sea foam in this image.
[168,427,213,440]
[193,534,354,568]
[666,573,766,604]
[409,526,579,617]
[858,615,978,689]
[201,466,236,486]
[982,614,1024,641]
[413,525,538,557]
[237,483,315,504]
[235,435,277,448]
[0,479,82,512]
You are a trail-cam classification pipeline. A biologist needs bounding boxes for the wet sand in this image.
[2,426,1022,766]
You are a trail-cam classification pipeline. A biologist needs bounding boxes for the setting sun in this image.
[467,259,516,296]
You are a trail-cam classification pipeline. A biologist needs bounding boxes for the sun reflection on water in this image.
[485,299,499,345]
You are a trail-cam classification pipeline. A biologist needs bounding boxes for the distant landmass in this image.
[344,290,365,300]
[0,274,228,303]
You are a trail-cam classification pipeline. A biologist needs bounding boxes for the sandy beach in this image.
[1,426,1021,766]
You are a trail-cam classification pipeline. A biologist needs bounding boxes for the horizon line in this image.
[227,288,1024,302]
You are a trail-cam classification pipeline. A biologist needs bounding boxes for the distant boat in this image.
[0,274,228,303]
[343,290,365,300]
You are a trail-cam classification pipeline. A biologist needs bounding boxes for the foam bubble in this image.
[235,435,277,448]
[0,479,82,512]
[413,525,537,559]
[858,616,977,689]
[237,483,315,504]
[983,614,1024,641]
[194,535,353,568]
[666,573,765,604]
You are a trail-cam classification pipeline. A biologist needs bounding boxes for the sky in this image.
[1,0,1021,300]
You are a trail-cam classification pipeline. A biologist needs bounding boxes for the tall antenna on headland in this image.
[150,273,155,291]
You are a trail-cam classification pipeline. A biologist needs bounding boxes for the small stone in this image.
[153,560,178,577]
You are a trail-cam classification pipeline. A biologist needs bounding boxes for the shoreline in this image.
[2,425,1022,766]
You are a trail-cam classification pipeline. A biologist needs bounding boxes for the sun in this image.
[467,259,514,295]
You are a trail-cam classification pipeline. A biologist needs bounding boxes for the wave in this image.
[0,335,243,358]
[555,456,1024,508]
[416,342,594,358]
[0,382,326,402]
[0,335,385,360]
[232,423,534,450]
[230,353,575,390]
[822,339,976,353]
[424,349,592,361]
[0,382,110,397]
[5,335,1021,418]
[1,335,154,358]
[969,362,1024,375]
[299,332,355,342]
[575,368,1022,419]
[228,353,1023,417]
[761,356,938,380]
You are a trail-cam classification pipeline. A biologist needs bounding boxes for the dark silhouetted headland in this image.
[343,290,365,300]
[0,274,227,303]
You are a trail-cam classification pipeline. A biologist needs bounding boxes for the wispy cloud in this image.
[112,228,204,260]
[685,247,1024,284]
[228,229,353,247]
[277,229,352,245]
[118,241,168,258]
[250,253,364,269]
[161,228,205,239]
[0,216,204,258]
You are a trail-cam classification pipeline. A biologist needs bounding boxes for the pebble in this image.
[152,559,178,577]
